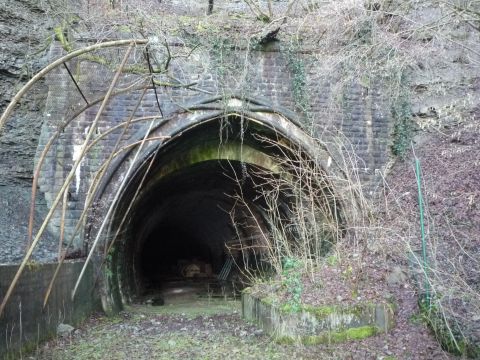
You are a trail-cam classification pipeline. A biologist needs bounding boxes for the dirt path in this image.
[34,298,451,360]
[36,300,316,360]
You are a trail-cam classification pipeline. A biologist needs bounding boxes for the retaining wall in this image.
[242,292,395,344]
[0,260,99,359]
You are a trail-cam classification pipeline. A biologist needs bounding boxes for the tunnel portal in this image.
[95,112,339,312]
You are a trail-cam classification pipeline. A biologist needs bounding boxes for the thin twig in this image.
[145,46,164,117]
[0,43,135,318]
[0,39,147,133]
[59,189,68,260]
[71,116,159,299]
[63,62,89,105]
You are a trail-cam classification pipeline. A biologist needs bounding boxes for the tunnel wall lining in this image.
[0,261,100,358]
[94,105,336,222]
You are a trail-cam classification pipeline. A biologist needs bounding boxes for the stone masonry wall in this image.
[35,40,393,251]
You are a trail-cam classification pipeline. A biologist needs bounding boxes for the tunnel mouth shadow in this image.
[98,115,343,313]
[126,159,279,306]
[131,159,273,306]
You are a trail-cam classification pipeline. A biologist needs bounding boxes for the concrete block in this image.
[242,291,394,345]
[0,261,100,358]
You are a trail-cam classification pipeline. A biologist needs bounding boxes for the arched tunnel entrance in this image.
[97,111,342,312]
[129,159,271,302]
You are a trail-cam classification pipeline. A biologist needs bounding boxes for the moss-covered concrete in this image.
[149,141,281,185]
[277,325,379,345]
[242,291,394,345]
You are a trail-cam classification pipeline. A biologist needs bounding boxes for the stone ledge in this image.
[242,291,394,344]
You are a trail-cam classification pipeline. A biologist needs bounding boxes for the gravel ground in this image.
[33,296,453,360]
[35,301,329,360]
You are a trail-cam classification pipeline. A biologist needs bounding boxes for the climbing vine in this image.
[390,72,414,158]
[285,43,313,130]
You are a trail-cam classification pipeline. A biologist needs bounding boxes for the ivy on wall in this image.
[285,44,313,130]
[391,72,414,158]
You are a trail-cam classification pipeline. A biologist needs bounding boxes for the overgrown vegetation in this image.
[281,257,303,312]
[378,115,480,357]
[227,130,370,311]
[2,0,480,357]
[390,73,414,157]
[285,44,313,129]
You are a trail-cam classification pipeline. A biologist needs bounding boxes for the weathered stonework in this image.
[242,291,395,344]
[35,41,394,250]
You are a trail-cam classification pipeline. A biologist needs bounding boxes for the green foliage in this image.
[281,257,303,312]
[53,15,81,52]
[25,260,40,272]
[277,325,379,345]
[54,23,73,52]
[208,37,240,87]
[285,45,312,128]
[341,265,353,280]
[326,254,338,266]
[306,325,378,344]
[353,19,373,45]
[391,73,414,158]
[302,304,337,318]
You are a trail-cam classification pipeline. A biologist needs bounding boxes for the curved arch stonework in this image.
[2,38,391,316]
[32,41,391,258]
[93,95,338,204]
[78,97,346,312]
[36,93,345,251]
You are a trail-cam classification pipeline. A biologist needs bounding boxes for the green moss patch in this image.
[243,292,394,346]
[301,304,338,318]
[277,326,379,345]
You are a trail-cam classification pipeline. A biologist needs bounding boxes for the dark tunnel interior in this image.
[109,118,291,305]
[134,161,262,288]
[105,116,338,308]
[140,225,213,283]
[128,160,272,301]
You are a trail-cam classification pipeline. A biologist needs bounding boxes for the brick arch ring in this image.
[86,94,347,313]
